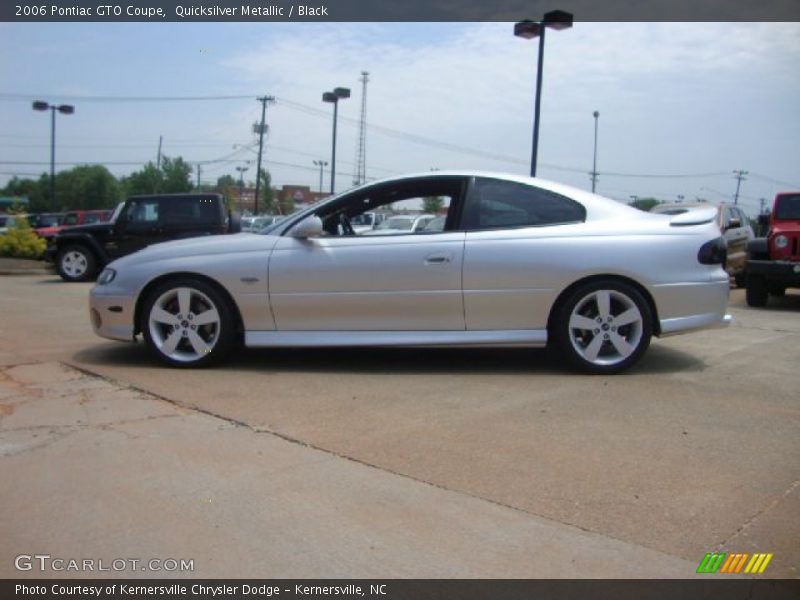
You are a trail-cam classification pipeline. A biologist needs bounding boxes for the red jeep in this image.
[745,192,800,306]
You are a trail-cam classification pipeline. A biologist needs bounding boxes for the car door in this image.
[267,177,467,331]
[461,177,587,331]
[722,206,750,274]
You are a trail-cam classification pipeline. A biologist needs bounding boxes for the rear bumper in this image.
[659,313,732,337]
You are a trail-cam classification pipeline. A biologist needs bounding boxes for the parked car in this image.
[89,172,731,374]
[28,212,65,231]
[46,194,241,282]
[651,202,753,286]
[362,214,437,236]
[36,209,112,241]
[744,192,800,306]
[350,211,387,234]
[244,215,283,232]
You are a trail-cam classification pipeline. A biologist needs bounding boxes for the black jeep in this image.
[45,194,241,282]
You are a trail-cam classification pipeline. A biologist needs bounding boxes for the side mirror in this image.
[289,215,323,239]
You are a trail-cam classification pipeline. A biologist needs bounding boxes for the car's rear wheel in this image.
[56,245,97,282]
[553,280,653,374]
[141,278,235,367]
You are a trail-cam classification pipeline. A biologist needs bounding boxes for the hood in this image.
[110,233,278,268]
[57,222,114,236]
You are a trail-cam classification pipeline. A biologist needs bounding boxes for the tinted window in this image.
[125,200,159,224]
[159,197,219,226]
[774,194,800,220]
[463,178,586,230]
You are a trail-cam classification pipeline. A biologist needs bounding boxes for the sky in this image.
[0,21,799,217]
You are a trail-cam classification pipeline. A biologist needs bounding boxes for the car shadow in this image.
[72,339,706,377]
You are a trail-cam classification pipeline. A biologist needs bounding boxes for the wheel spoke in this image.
[187,330,212,356]
[151,307,179,326]
[582,334,605,362]
[609,332,634,358]
[615,307,641,327]
[160,329,182,356]
[595,291,611,321]
[177,288,192,316]
[569,314,597,331]
[192,308,219,326]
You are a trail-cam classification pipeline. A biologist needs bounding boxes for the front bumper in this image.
[89,288,136,342]
[746,259,800,286]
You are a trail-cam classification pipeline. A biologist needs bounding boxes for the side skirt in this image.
[245,329,548,348]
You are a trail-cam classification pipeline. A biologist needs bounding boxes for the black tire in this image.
[140,278,236,368]
[56,244,97,282]
[745,274,768,307]
[767,284,786,297]
[551,280,653,375]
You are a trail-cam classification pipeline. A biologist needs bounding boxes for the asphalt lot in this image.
[0,273,798,578]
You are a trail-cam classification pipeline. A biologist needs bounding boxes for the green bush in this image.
[0,216,47,259]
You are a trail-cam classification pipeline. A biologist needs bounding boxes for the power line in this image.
[0,93,255,102]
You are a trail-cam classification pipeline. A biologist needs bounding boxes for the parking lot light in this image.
[514,10,573,178]
[32,100,75,207]
[322,87,350,194]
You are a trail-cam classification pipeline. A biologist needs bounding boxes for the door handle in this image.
[424,253,451,265]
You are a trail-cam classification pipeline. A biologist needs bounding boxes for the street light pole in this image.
[236,165,249,212]
[322,87,350,194]
[313,160,328,194]
[591,110,600,193]
[514,10,573,178]
[32,101,74,207]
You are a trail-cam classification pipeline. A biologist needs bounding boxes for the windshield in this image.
[774,194,800,220]
[109,202,124,224]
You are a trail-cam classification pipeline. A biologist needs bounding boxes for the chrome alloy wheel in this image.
[147,287,222,363]
[61,250,89,278]
[567,289,644,367]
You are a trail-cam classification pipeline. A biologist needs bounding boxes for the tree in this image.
[258,169,277,214]
[54,165,122,210]
[423,196,445,214]
[2,176,47,212]
[628,197,661,212]
[122,155,193,197]
[216,174,236,188]
[161,156,193,193]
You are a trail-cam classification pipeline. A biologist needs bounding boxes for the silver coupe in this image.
[89,172,731,374]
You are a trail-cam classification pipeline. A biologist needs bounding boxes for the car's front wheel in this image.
[552,280,653,374]
[56,245,97,282]
[141,278,236,367]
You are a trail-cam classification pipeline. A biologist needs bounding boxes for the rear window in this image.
[159,197,220,226]
[774,194,800,220]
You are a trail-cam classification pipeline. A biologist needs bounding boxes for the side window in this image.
[63,213,79,226]
[312,178,463,237]
[463,178,585,230]
[159,198,219,227]
[125,200,159,224]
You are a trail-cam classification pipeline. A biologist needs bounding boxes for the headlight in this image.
[773,234,788,249]
[97,268,116,285]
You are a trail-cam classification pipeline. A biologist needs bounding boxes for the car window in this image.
[62,213,79,226]
[311,177,462,237]
[125,200,159,224]
[84,213,101,225]
[774,194,800,220]
[158,197,219,227]
[463,178,586,230]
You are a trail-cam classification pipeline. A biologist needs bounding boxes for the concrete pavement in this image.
[0,274,797,578]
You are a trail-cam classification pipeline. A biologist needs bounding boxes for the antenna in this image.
[353,71,369,185]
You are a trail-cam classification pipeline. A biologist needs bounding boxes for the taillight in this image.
[698,237,727,265]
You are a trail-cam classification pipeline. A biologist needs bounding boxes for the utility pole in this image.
[759,197,766,215]
[590,110,599,193]
[253,95,275,215]
[353,71,369,185]
[196,164,201,189]
[733,169,748,205]
[157,135,163,170]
